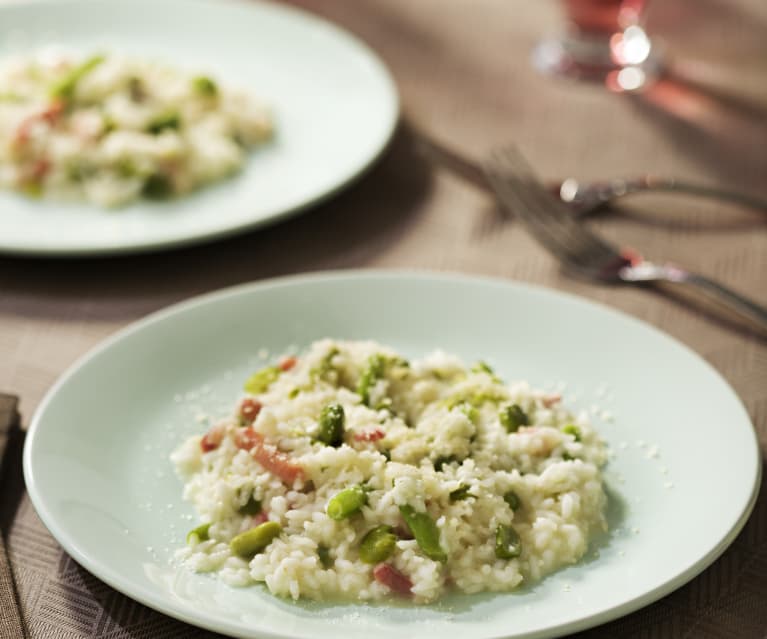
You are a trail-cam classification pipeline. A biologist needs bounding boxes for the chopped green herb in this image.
[237,496,262,516]
[500,404,529,433]
[503,490,521,510]
[317,545,333,568]
[433,455,459,471]
[449,484,472,501]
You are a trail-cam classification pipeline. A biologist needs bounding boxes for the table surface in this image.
[1,1,766,637]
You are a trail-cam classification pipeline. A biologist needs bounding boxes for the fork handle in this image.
[621,263,767,333]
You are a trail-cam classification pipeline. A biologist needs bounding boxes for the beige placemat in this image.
[1,0,766,637]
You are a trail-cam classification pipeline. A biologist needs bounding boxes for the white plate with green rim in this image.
[0,0,398,256]
[24,271,761,638]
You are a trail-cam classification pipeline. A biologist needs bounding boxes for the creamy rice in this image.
[172,339,608,603]
[0,49,272,206]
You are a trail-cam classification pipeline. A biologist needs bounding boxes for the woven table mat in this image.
[1,0,766,637]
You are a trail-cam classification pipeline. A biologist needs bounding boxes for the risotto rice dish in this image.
[0,49,272,206]
[172,340,608,603]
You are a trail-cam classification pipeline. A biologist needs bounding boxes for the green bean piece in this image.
[186,522,211,545]
[243,365,281,394]
[356,354,386,406]
[146,111,181,134]
[230,521,282,558]
[310,347,340,384]
[317,545,333,568]
[562,424,581,441]
[398,505,447,563]
[238,495,262,516]
[316,403,345,447]
[142,173,173,199]
[192,75,218,97]
[495,524,522,559]
[500,404,529,433]
[503,490,521,510]
[50,54,105,101]
[326,485,367,520]
[449,484,472,501]
[359,525,397,564]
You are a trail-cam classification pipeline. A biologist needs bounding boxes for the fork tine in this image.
[485,146,620,270]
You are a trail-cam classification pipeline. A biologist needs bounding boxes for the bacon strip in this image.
[13,100,65,148]
[200,424,225,453]
[373,563,412,596]
[235,426,304,485]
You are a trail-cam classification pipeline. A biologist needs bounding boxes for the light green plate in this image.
[0,0,398,256]
[24,271,760,639]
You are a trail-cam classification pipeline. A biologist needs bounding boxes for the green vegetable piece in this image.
[471,361,494,375]
[433,455,459,471]
[449,484,472,501]
[238,495,262,516]
[503,490,521,510]
[316,403,345,447]
[356,354,386,406]
[317,544,332,568]
[458,402,479,424]
[495,524,522,559]
[147,111,181,134]
[327,485,367,520]
[562,424,581,441]
[288,388,300,399]
[50,54,105,101]
[359,525,397,564]
[310,347,340,384]
[500,404,529,433]
[192,75,218,97]
[186,522,211,545]
[562,451,575,461]
[142,173,173,199]
[230,521,282,558]
[243,365,280,394]
[398,505,447,563]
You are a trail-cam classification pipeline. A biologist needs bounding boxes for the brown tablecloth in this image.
[1,0,766,637]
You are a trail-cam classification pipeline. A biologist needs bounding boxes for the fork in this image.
[483,147,767,334]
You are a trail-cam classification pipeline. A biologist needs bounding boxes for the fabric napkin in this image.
[0,393,27,639]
